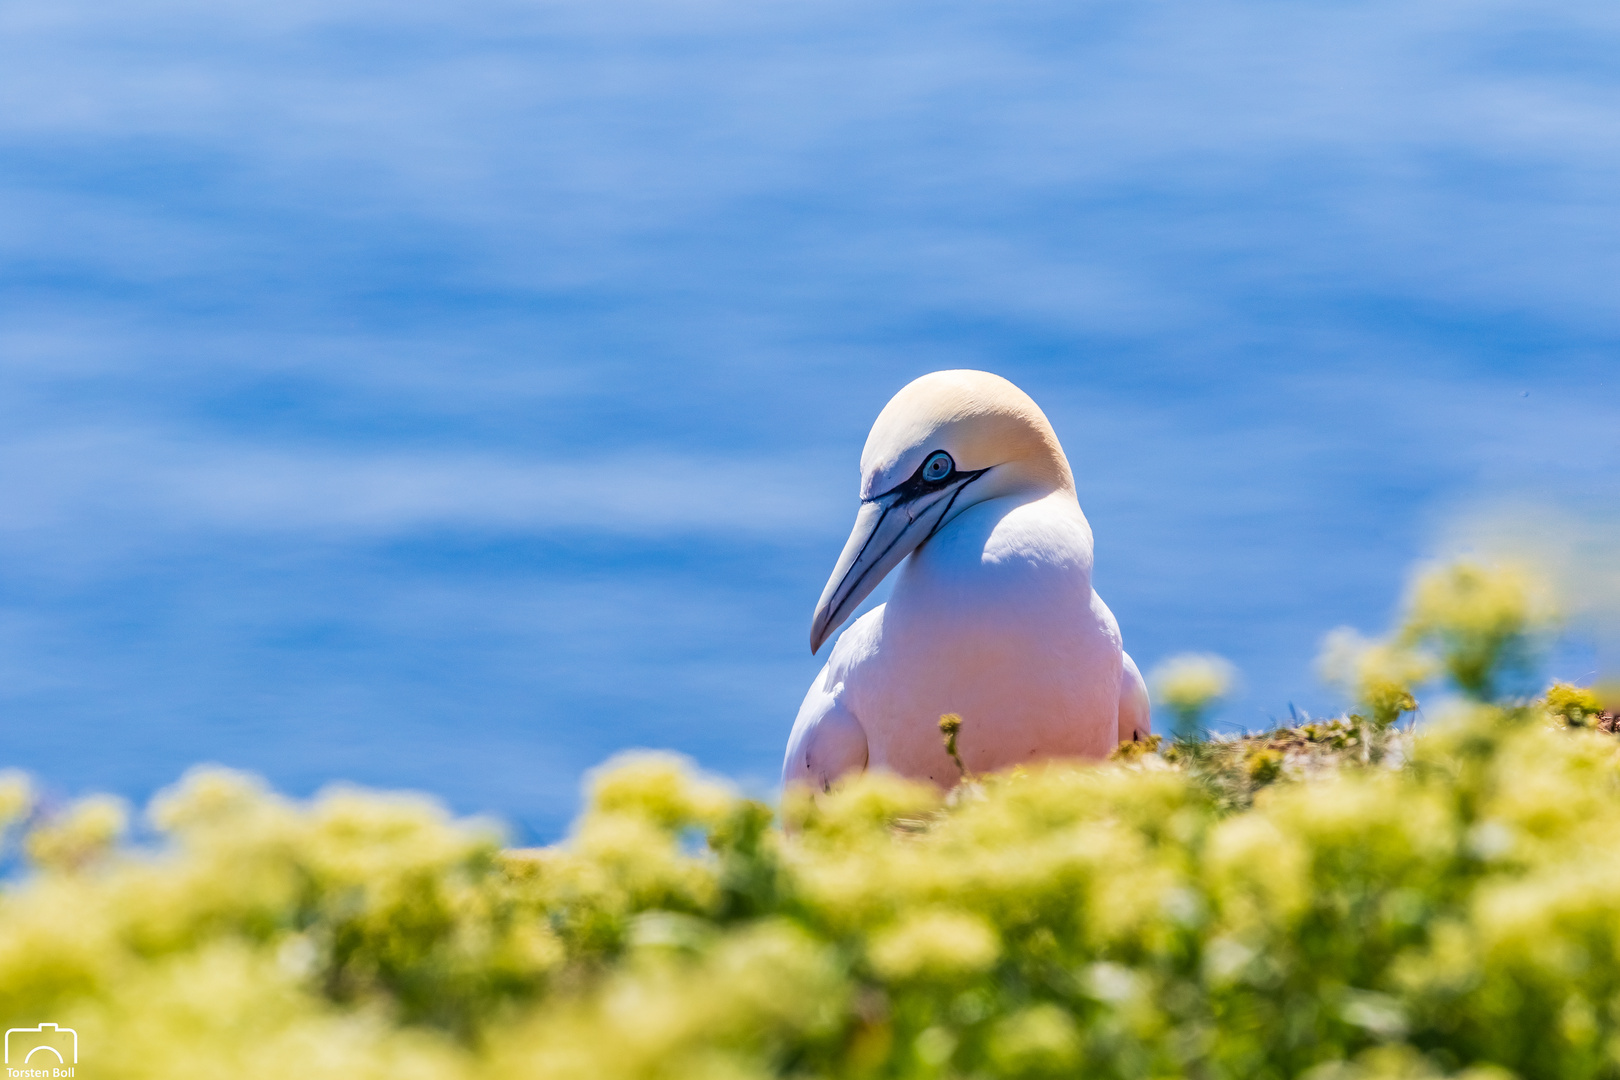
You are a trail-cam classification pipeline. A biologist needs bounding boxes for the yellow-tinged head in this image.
[857,370,1073,501]
[811,370,1076,653]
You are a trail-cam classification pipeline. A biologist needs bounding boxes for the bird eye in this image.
[922,451,953,482]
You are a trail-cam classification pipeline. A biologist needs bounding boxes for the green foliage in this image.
[1150,714,1410,814]
[1397,560,1555,701]
[1545,683,1605,728]
[1150,653,1239,740]
[939,714,971,780]
[1,559,1617,1079]
[1319,630,1432,729]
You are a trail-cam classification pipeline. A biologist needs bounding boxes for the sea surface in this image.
[2,0,1617,838]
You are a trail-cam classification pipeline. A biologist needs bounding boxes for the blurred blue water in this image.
[1,0,1616,839]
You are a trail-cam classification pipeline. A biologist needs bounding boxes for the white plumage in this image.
[784,370,1150,790]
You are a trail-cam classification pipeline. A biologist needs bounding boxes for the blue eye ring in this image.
[921,451,953,483]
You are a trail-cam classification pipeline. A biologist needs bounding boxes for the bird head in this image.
[810,370,1074,653]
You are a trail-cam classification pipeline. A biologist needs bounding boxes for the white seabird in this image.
[784,369,1151,790]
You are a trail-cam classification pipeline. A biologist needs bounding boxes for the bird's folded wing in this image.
[783,678,868,792]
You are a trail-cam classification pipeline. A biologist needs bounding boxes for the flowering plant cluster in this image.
[0,559,1615,1080]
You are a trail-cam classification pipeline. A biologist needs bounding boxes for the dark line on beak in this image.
[921,470,986,544]
[823,500,916,632]
[824,471,986,632]
[815,467,992,648]
[843,499,894,582]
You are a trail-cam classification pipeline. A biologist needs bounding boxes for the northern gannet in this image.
[784,370,1151,790]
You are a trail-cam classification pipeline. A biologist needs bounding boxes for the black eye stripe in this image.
[871,449,970,504]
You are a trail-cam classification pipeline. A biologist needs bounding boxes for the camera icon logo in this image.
[4,1023,78,1068]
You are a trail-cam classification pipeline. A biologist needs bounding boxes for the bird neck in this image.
[979,447,1076,505]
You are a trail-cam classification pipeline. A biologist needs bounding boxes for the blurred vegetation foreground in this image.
[5,559,1620,1080]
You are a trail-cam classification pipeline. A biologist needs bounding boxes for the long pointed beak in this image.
[809,477,979,654]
